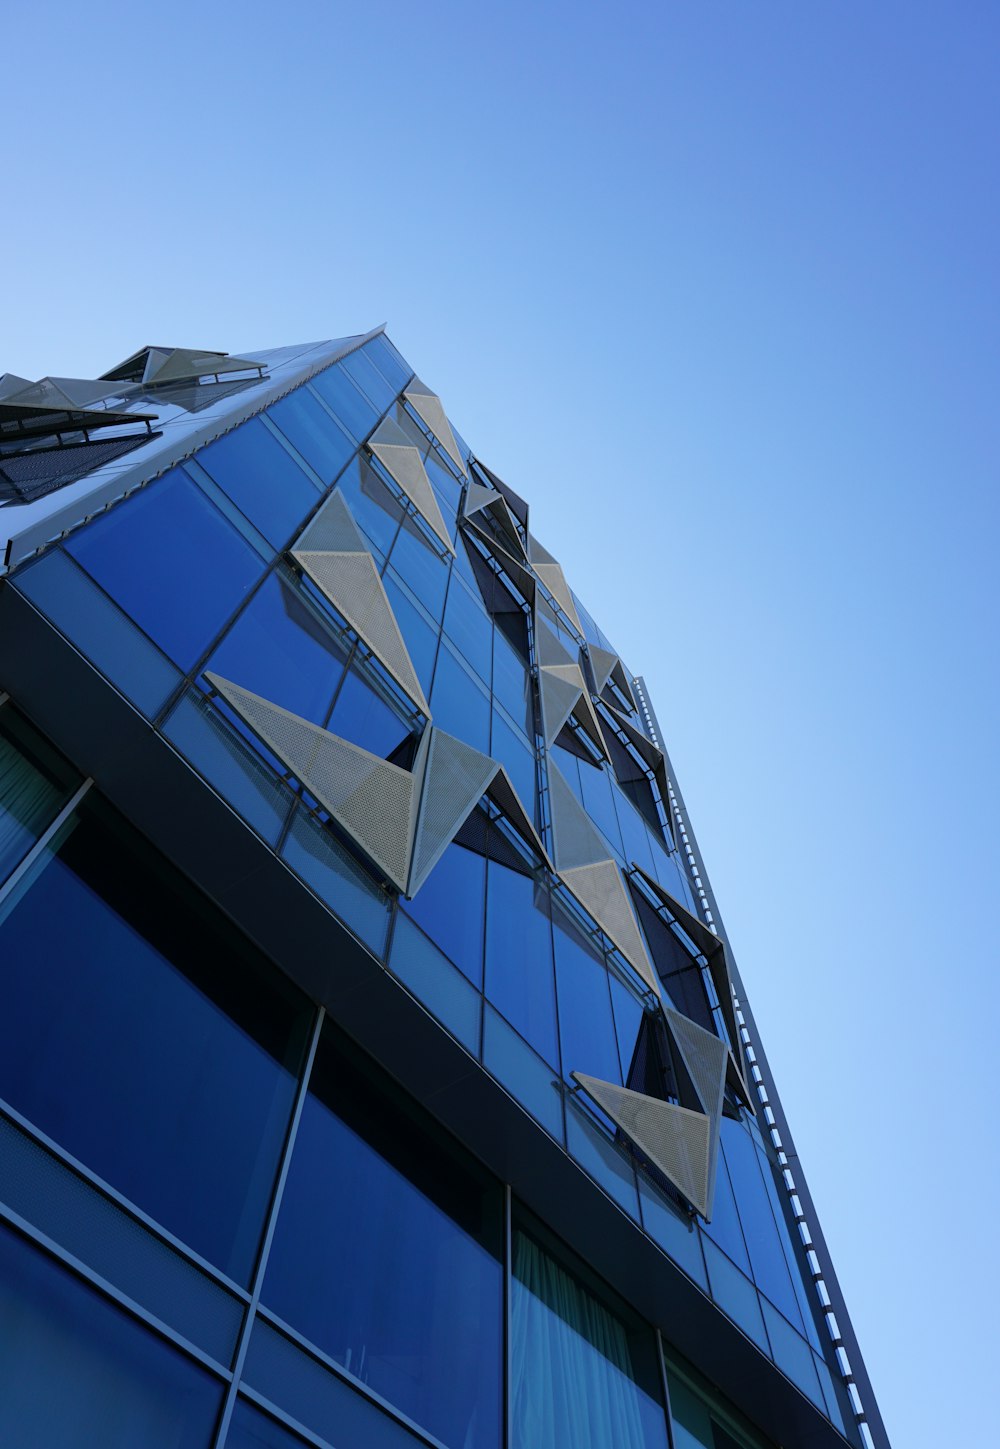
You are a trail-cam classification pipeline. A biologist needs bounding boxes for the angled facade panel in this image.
[369,416,455,554]
[561,860,660,998]
[403,377,465,473]
[408,727,499,895]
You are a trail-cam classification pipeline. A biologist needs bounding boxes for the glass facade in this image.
[0,330,880,1449]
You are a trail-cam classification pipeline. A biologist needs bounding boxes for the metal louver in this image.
[540,662,608,760]
[589,645,638,711]
[463,481,527,559]
[403,377,465,473]
[292,494,429,713]
[533,561,583,634]
[369,416,455,554]
[546,761,612,870]
[572,1074,713,1219]
[561,860,660,998]
[206,675,417,891]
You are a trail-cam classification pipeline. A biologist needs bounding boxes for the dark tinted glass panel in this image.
[0,797,311,1282]
[197,417,320,548]
[484,861,558,1065]
[326,666,412,758]
[267,388,355,485]
[720,1122,802,1327]
[431,644,491,753]
[207,569,348,727]
[0,1223,222,1448]
[387,518,450,620]
[493,628,533,736]
[309,364,380,443]
[342,347,397,413]
[336,457,404,558]
[443,578,493,683]
[66,468,262,669]
[553,902,621,1085]
[263,1024,503,1449]
[511,1222,668,1449]
[0,709,79,886]
[227,1400,310,1448]
[403,840,486,988]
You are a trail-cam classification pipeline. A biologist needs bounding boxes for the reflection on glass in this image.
[484,861,558,1066]
[262,1024,503,1449]
[0,796,311,1283]
[0,709,80,888]
[196,416,320,548]
[511,1223,668,1449]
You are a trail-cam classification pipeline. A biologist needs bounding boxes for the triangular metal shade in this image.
[590,646,638,712]
[604,704,662,773]
[294,550,429,714]
[632,865,753,1113]
[463,482,526,559]
[404,378,465,473]
[572,1074,712,1219]
[541,663,608,760]
[295,488,368,554]
[664,1007,728,1122]
[535,620,575,668]
[546,761,611,870]
[369,416,455,554]
[206,675,416,892]
[487,766,549,866]
[533,560,583,634]
[562,860,660,998]
[408,729,499,895]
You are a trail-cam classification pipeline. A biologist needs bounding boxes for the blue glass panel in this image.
[720,1122,802,1328]
[404,839,485,987]
[268,387,355,485]
[490,711,536,822]
[326,666,412,758]
[282,805,391,957]
[431,643,491,753]
[0,1224,222,1448]
[638,1180,708,1289]
[335,456,404,559]
[164,689,291,846]
[390,912,482,1052]
[14,549,181,715]
[482,1006,564,1141]
[342,346,398,414]
[0,708,80,887]
[698,1149,751,1274]
[578,759,624,858]
[66,468,262,670]
[387,518,450,620]
[309,362,380,443]
[610,975,646,1083]
[511,1224,667,1449]
[664,1374,715,1449]
[553,900,621,1085]
[813,1352,849,1436]
[443,578,493,683]
[549,745,583,801]
[196,416,321,548]
[759,1302,825,1409]
[365,334,413,394]
[613,783,657,876]
[262,1025,503,1449]
[382,574,439,697]
[206,569,348,727]
[484,861,557,1065]
[701,1241,769,1353]
[566,1105,641,1221]
[227,1399,311,1449]
[754,1142,822,1351]
[0,797,311,1282]
[492,629,533,736]
[424,450,462,513]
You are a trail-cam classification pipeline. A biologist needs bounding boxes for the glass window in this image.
[335,456,404,560]
[0,1224,223,1449]
[390,912,482,1053]
[66,467,263,670]
[281,803,391,958]
[326,665,413,759]
[262,1023,503,1449]
[490,710,536,826]
[226,1399,312,1449]
[403,839,486,988]
[206,568,348,727]
[0,796,312,1283]
[267,387,355,485]
[431,643,491,754]
[553,899,621,1086]
[719,1122,802,1329]
[0,708,80,887]
[365,334,413,395]
[196,416,321,549]
[387,517,450,621]
[309,363,381,443]
[493,627,533,736]
[578,759,624,859]
[443,578,493,684]
[665,1369,763,1449]
[342,347,398,414]
[382,574,439,698]
[511,1221,669,1449]
[484,860,558,1066]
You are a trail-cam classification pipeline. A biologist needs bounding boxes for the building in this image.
[0,329,889,1449]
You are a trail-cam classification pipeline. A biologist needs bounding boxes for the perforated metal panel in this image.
[463,480,499,518]
[536,621,575,668]
[404,377,465,472]
[207,675,416,890]
[295,488,367,553]
[369,417,455,554]
[588,645,619,695]
[294,549,429,713]
[572,1074,712,1218]
[488,766,549,865]
[562,859,660,998]
[664,1007,728,1121]
[540,662,608,760]
[533,559,583,633]
[606,703,663,771]
[408,727,498,895]
[546,761,610,869]
[463,482,525,558]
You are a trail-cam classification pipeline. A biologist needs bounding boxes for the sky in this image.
[5,4,998,1445]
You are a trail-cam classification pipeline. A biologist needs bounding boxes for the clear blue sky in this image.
[6,4,998,1444]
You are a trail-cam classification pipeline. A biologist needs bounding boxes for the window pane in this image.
[403,839,486,988]
[511,1223,668,1449]
[0,709,80,887]
[66,467,262,670]
[0,1223,222,1449]
[430,643,491,753]
[197,416,321,548]
[484,861,557,1066]
[262,1024,503,1449]
[267,387,355,485]
[553,900,621,1085]
[309,363,380,443]
[0,796,312,1283]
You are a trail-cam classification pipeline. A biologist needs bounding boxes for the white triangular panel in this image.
[293,550,429,714]
[664,1008,728,1122]
[572,1074,712,1218]
[562,860,660,998]
[408,728,499,895]
[295,489,367,554]
[546,762,610,870]
[207,675,416,891]
[404,377,465,473]
[369,417,455,554]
